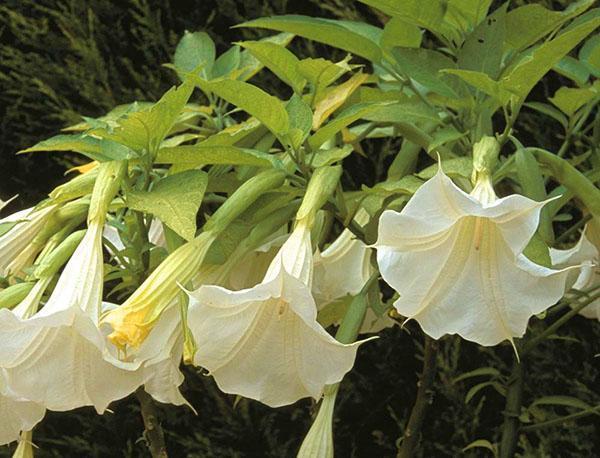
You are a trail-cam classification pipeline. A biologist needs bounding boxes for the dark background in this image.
[1,1,599,457]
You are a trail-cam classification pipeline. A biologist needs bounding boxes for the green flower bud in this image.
[34,230,86,279]
[49,167,99,202]
[88,161,127,224]
[0,282,35,310]
[296,166,342,225]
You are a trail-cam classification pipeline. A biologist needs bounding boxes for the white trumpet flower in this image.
[0,222,142,412]
[0,377,44,446]
[187,220,366,407]
[375,168,574,346]
[0,206,56,278]
[550,226,600,321]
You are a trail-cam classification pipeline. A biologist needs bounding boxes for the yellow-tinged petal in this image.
[102,231,216,349]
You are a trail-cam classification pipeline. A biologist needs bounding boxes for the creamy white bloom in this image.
[187,222,365,407]
[0,206,56,278]
[375,168,574,346]
[550,228,600,321]
[0,222,141,413]
[102,300,188,406]
[0,376,44,446]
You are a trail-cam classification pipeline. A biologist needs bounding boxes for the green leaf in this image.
[126,170,208,241]
[93,79,195,154]
[579,34,600,77]
[462,439,497,456]
[381,17,422,51]
[193,78,289,138]
[523,102,568,129]
[530,395,592,411]
[174,31,216,79]
[237,15,382,63]
[212,46,241,79]
[465,381,496,404]
[309,145,354,167]
[418,157,472,180]
[441,69,513,103]
[308,102,391,149]
[286,94,312,150]
[367,175,424,197]
[505,0,595,51]
[392,47,459,98]
[457,5,506,79]
[238,33,295,81]
[236,41,305,93]
[155,145,282,168]
[523,233,552,268]
[361,102,440,124]
[359,0,446,37]
[549,87,597,116]
[445,0,493,32]
[553,56,590,86]
[19,134,134,162]
[427,126,467,153]
[452,367,501,385]
[501,10,600,101]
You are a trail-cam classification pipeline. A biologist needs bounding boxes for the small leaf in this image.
[549,87,597,117]
[524,102,569,128]
[417,157,472,180]
[212,46,241,79]
[392,47,459,98]
[237,40,305,93]
[286,94,313,150]
[462,439,497,456]
[553,56,590,86]
[174,31,216,79]
[579,34,600,77]
[309,145,354,167]
[308,102,390,149]
[452,367,501,385]
[126,170,208,241]
[465,381,495,404]
[312,72,369,129]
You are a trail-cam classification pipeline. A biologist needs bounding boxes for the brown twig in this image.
[136,387,168,458]
[397,336,439,458]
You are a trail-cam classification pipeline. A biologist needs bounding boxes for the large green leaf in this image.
[286,94,312,150]
[237,33,295,81]
[237,40,305,93]
[381,17,422,51]
[237,15,382,63]
[193,78,289,139]
[155,145,282,168]
[19,134,134,162]
[92,79,195,154]
[391,48,458,98]
[359,0,446,37]
[174,31,216,79]
[501,10,600,100]
[126,170,208,241]
[457,5,506,79]
[212,46,241,79]
[505,0,595,51]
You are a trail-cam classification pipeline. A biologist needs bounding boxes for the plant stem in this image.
[136,387,168,458]
[499,360,524,458]
[397,336,439,458]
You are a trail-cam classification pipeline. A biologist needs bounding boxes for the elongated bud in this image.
[296,166,342,225]
[297,385,338,458]
[34,230,86,279]
[471,136,500,205]
[88,161,126,224]
[204,169,287,233]
[0,282,35,309]
[49,167,99,202]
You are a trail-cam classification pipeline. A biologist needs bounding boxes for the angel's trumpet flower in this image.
[375,137,575,346]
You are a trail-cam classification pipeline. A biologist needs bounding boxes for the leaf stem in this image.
[397,336,439,458]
